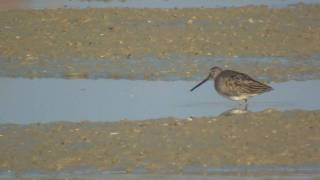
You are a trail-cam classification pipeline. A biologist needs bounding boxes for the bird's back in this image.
[214,70,273,98]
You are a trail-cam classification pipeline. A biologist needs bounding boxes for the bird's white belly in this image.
[228,94,256,101]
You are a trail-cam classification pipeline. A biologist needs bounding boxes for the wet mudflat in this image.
[1,55,320,82]
[1,1,320,179]
[0,110,320,176]
[1,5,320,81]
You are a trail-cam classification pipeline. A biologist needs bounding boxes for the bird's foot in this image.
[237,100,248,111]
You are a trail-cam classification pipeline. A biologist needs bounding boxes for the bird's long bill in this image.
[190,75,210,91]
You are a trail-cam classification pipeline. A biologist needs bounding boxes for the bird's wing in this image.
[227,72,272,95]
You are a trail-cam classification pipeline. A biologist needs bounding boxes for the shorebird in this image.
[190,66,273,104]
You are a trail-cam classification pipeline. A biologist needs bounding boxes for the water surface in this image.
[0,78,319,123]
[1,0,319,10]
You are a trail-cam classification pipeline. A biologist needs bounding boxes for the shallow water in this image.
[1,170,319,180]
[0,78,319,124]
[1,163,320,179]
[1,173,319,180]
[1,0,319,10]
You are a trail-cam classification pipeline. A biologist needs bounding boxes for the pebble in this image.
[110,132,120,136]
[248,18,254,23]
[272,130,277,134]
[187,19,193,24]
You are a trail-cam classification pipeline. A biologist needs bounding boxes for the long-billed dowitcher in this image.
[190,66,273,104]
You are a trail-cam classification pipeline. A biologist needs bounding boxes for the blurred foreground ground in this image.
[0,110,319,174]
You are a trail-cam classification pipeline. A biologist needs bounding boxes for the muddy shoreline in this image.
[0,3,320,177]
[1,5,320,81]
[0,109,319,174]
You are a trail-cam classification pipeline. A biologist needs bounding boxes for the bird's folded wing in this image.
[229,73,272,94]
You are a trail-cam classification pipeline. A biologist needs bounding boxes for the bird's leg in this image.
[237,100,246,109]
[237,101,243,108]
[241,99,248,111]
[244,100,248,111]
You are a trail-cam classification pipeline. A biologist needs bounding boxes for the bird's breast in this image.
[214,77,232,96]
[228,95,252,101]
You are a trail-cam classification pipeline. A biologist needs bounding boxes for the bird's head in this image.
[190,66,223,91]
[208,66,223,80]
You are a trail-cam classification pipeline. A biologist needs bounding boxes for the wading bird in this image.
[190,66,273,105]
